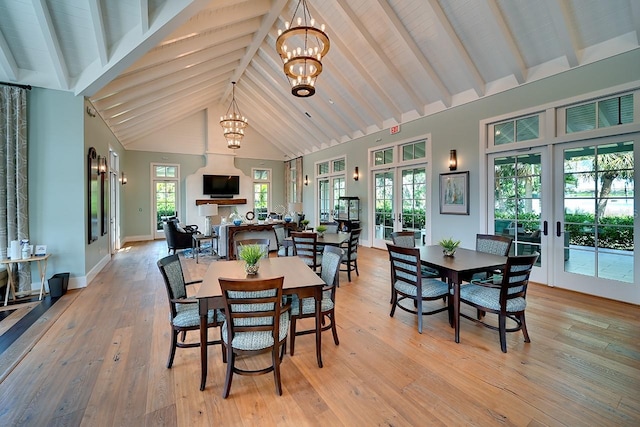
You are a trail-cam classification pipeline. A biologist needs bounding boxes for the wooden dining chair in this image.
[390,231,441,303]
[157,254,224,369]
[459,253,538,352]
[386,243,451,334]
[291,232,322,271]
[218,276,290,398]
[234,238,270,259]
[340,228,361,282]
[272,224,290,256]
[467,234,513,281]
[289,245,342,356]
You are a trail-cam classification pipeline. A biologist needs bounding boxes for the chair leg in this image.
[519,313,531,343]
[330,312,339,345]
[499,314,507,353]
[290,316,297,356]
[477,309,486,320]
[167,329,178,368]
[354,259,359,277]
[222,350,234,398]
[417,298,423,334]
[180,330,187,342]
[347,262,352,282]
[389,291,397,317]
[273,346,283,396]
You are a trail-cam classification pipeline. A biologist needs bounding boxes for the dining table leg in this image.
[315,286,323,368]
[199,302,208,391]
[454,281,460,343]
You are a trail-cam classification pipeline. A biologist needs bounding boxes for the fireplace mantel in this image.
[196,199,247,206]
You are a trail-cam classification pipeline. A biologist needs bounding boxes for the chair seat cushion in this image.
[341,252,357,261]
[290,293,334,316]
[301,255,323,267]
[394,278,449,298]
[173,306,222,328]
[277,246,289,256]
[222,312,290,351]
[460,284,526,312]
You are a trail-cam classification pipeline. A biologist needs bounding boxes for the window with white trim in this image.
[316,156,346,221]
[252,168,271,220]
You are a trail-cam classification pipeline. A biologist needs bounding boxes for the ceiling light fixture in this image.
[220,82,248,149]
[276,0,330,97]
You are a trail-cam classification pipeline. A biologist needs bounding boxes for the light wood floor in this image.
[0,240,638,426]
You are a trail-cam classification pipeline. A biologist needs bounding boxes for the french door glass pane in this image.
[156,181,176,231]
[563,141,634,282]
[401,168,426,232]
[374,172,394,240]
[318,179,330,221]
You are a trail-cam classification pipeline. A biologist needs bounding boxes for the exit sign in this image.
[390,125,400,135]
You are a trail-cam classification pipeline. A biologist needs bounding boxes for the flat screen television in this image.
[203,174,240,198]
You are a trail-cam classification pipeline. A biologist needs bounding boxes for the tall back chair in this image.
[234,238,270,259]
[272,224,289,256]
[157,254,222,369]
[289,245,343,356]
[386,244,450,334]
[218,276,289,398]
[459,253,539,352]
[291,232,322,271]
[468,234,513,281]
[390,231,440,301]
[340,228,361,282]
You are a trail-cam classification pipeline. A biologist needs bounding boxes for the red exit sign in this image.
[390,125,400,135]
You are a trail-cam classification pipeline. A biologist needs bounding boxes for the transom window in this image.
[493,115,540,146]
[401,140,426,161]
[373,148,393,165]
[565,94,633,134]
[155,165,177,178]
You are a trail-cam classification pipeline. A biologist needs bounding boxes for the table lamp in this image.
[198,204,218,236]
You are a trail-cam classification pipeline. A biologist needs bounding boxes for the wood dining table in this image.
[283,232,350,254]
[418,245,507,343]
[195,256,326,391]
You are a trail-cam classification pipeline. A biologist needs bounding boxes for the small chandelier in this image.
[276,0,330,97]
[220,82,248,149]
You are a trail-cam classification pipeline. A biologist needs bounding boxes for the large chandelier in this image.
[276,0,329,97]
[220,82,248,149]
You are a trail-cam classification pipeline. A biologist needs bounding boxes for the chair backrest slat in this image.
[386,243,422,288]
[499,253,538,304]
[291,232,321,269]
[391,231,416,248]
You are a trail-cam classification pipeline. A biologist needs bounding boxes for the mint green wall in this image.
[234,158,286,209]
[28,89,85,280]
[302,50,640,246]
[122,151,204,237]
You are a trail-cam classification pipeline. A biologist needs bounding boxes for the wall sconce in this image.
[304,174,309,186]
[353,166,359,181]
[449,150,457,171]
[121,172,127,185]
[98,156,107,175]
[86,106,96,117]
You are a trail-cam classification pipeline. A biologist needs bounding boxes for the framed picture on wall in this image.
[439,171,469,215]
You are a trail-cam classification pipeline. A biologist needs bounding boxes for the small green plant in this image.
[316,225,327,234]
[438,237,461,252]
[301,219,310,229]
[237,244,266,265]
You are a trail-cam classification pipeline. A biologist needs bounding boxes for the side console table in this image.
[1,254,51,306]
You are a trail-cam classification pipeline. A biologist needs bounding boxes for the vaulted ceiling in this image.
[0,0,638,158]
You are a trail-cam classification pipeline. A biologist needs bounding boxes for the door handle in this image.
[543,221,548,236]
[556,221,562,237]
[398,214,402,222]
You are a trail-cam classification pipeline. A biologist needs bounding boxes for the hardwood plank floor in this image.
[0,240,638,426]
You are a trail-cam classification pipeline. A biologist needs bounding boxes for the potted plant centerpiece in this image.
[301,219,310,230]
[316,224,327,237]
[238,244,266,275]
[438,237,461,257]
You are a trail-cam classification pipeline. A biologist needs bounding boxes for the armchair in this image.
[162,218,198,254]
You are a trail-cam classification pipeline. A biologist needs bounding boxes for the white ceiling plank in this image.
[424,0,484,98]
[335,1,425,114]
[378,0,454,104]
[220,0,288,103]
[140,0,149,33]
[485,0,527,84]
[75,0,212,96]
[249,56,342,142]
[88,0,108,66]
[123,18,259,75]
[96,61,237,112]
[544,0,580,67]
[632,1,640,40]
[32,0,70,89]
[307,5,404,122]
[242,71,327,149]
[0,29,19,81]
[94,41,247,100]
[160,0,271,47]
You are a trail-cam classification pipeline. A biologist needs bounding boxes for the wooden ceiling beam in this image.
[32,0,69,90]
[544,0,580,68]
[485,0,527,84]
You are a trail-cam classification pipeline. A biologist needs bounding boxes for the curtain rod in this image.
[0,82,32,90]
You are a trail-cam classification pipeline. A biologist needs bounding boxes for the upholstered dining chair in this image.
[157,254,224,369]
[459,253,538,353]
[272,224,289,257]
[391,230,441,277]
[234,238,270,260]
[218,276,290,398]
[466,234,513,281]
[291,232,322,271]
[340,228,361,282]
[387,243,451,334]
[289,245,342,356]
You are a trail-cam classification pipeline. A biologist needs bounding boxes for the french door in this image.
[489,148,550,283]
[372,165,427,249]
[552,135,637,302]
[153,180,178,239]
